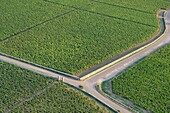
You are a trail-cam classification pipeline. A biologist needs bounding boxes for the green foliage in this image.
[0,61,109,113]
[0,0,170,75]
[0,11,157,74]
[0,0,72,40]
[95,0,170,13]
[112,45,170,113]
[13,83,110,113]
[0,61,54,112]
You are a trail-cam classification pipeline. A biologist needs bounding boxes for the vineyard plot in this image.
[112,45,170,113]
[0,61,54,112]
[0,61,110,113]
[0,0,71,40]
[0,10,157,74]
[0,0,170,75]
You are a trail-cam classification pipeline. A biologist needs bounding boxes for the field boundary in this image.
[0,9,76,42]
[45,0,156,28]
[79,9,166,80]
[95,82,142,113]
[64,82,119,113]
[90,0,153,14]
[0,52,79,80]
[0,10,166,81]
[4,81,57,113]
[100,42,170,113]
[100,80,148,113]
[0,1,94,42]
[98,9,170,113]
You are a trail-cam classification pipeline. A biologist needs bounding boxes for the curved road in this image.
[0,9,170,113]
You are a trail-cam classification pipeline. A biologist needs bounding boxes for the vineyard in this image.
[0,0,170,75]
[0,61,109,113]
[112,45,170,113]
[0,0,71,40]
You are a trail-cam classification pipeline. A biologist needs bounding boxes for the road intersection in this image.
[0,9,170,113]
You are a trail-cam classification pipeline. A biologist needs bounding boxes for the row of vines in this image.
[112,45,170,113]
[0,61,109,112]
[0,0,170,75]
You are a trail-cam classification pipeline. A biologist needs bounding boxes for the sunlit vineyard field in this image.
[0,0,71,40]
[112,45,170,113]
[0,61,110,113]
[0,0,170,75]
[13,83,111,113]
